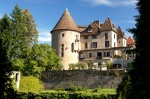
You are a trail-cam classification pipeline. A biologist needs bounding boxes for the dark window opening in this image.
[91,42,97,48]
[61,44,64,57]
[105,41,109,47]
[112,64,123,69]
[85,43,88,48]
[62,33,64,37]
[89,53,92,57]
[88,27,92,32]
[84,35,88,39]
[92,35,97,39]
[97,52,102,59]
[104,52,110,57]
[105,33,108,40]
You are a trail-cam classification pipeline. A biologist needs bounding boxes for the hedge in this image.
[14,92,116,99]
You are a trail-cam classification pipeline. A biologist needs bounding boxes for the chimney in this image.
[94,20,100,27]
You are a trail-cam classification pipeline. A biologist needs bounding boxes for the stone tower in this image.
[51,9,80,70]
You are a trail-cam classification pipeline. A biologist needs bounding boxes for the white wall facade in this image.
[117,38,126,47]
[52,30,80,70]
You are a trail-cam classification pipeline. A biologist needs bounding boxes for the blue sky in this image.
[0,0,138,45]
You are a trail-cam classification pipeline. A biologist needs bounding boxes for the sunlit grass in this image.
[41,88,116,95]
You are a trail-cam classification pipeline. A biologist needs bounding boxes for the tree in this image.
[0,39,16,98]
[22,9,38,49]
[10,5,39,71]
[10,5,38,59]
[22,43,62,78]
[10,4,27,59]
[117,0,150,98]
[0,14,13,57]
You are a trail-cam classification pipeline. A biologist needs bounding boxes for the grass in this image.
[41,88,116,95]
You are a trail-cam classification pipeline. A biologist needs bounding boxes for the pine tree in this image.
[22,9,38,45]
[10,5,39,71]
[0,14,13,58]
[0,39,16,99]
[10,4,27,59]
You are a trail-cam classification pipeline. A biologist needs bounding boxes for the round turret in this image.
[51,9,80,70]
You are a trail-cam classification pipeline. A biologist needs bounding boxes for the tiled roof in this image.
[117,26,126,39]
[78,25,87,32]
[51,9,79,33]
[101,17,117,33]
[126,36,135,45]
[81,20,101,34]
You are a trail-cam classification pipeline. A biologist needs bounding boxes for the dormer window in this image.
[87,26,92,32]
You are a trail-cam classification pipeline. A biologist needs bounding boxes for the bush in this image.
[19,76,44,92]
[106,60,112,69]
[65,85,87,91]
[114,55,122,59]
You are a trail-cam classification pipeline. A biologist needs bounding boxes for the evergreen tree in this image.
[22,8,38,46]
[0,39,16,99]
[10,4,27,59]
[10,5,38,71]
[0,14,13,57]
[117,0,150,99]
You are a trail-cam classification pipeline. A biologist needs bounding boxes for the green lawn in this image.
[41,88,116,95]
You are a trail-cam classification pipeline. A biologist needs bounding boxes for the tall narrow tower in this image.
[51,9,80,70]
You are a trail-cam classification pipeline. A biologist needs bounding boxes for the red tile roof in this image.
[126,36,135,45]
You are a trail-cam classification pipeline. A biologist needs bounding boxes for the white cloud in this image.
[38,28,51,42]
[82,0,137,7]
[121,20,136,24]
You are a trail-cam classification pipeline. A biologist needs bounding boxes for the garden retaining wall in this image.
[41,70,126,89]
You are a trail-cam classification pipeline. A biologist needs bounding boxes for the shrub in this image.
[19,75,44,92]
[65,84,87,91]
[114,55,122,59]
[106,60,112,69]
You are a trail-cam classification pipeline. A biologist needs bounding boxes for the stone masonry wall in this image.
[41,70,126,90]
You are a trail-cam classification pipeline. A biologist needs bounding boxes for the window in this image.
[114,34,115,39]
[79,53,84,59]
[84,35,88,39]
[105,41,109,47]
[71,43,74,52]
[88,27,92,32]
[105,33,108,40]
[76,35,78,39]
[62,33,64,37]
[114,42,116,47]
[85,43,88,48]
[91,42,97,48]
[61,52,64,57]
[104,52,110,57]
[61,44,64,57]
[92,35,97,39]
[89,53,92,57]
[97,52,102,59]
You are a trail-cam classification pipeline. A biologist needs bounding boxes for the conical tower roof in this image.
[101,17,117,32]
[51,9,79,33]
